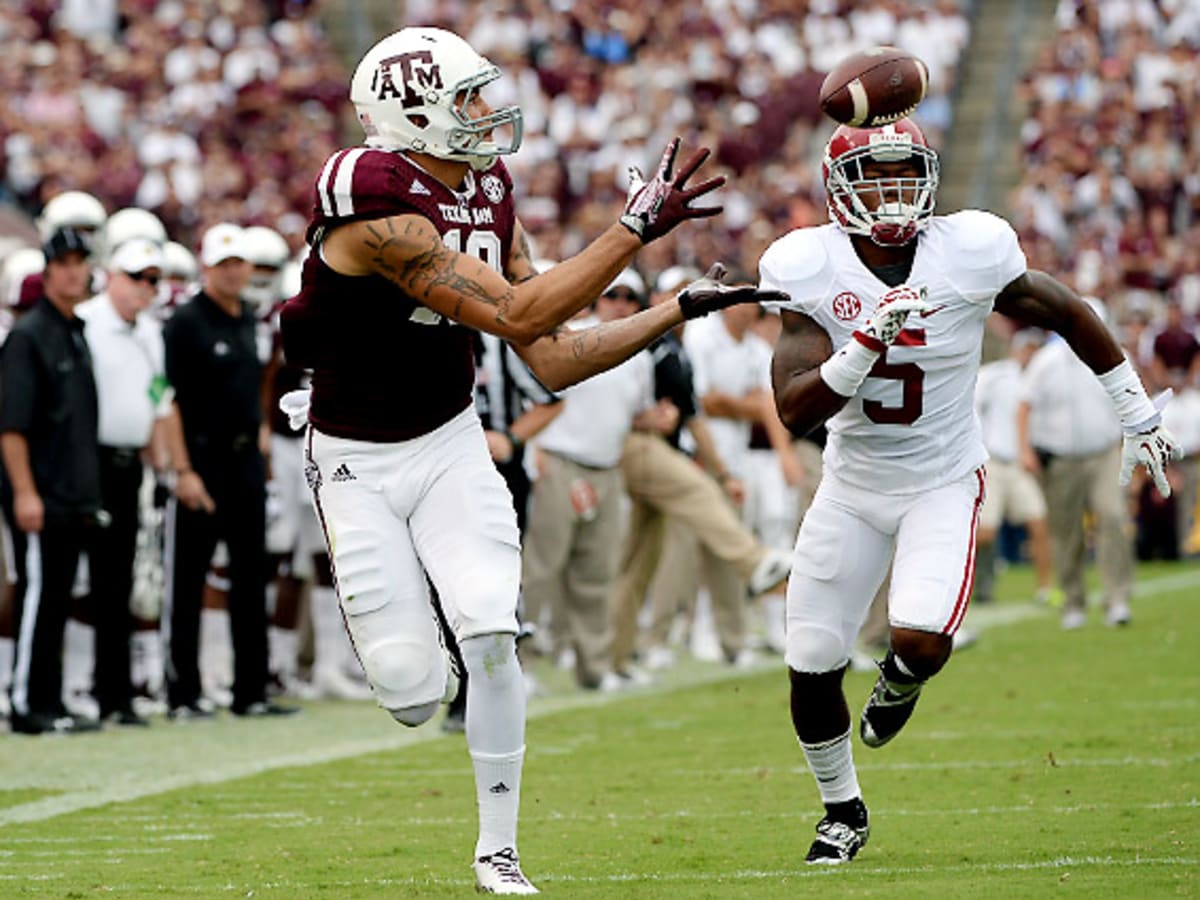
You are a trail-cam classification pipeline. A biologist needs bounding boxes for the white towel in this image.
[279,388,312,431]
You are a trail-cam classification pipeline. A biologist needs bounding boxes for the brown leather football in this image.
[819,47,929,128]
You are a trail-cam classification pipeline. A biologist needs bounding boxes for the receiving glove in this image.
[819,285,931,397]
[676,263,789,320]
[853,286,931,351]
[1120,426,1184,497]
[1117,391,1184,497]
[619,138,725,243]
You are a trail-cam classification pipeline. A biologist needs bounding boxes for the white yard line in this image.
[2,854,1193,889]
[1,567,1196,828]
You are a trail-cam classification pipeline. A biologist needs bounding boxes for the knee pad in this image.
[785,625,849,674]
[389,700,439,728]
[361,637,448,716]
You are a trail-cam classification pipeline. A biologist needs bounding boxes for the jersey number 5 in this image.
[408,228,504,326]
[863,329,925,425]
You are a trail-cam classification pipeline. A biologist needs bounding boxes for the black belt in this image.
[99,445,142,467]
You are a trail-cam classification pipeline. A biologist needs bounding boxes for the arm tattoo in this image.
[506,226,537,286]
[364,217,514,323]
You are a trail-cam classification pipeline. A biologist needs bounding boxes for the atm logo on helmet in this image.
[372,51,444,107]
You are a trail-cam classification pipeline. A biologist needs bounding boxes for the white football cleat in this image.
[1061,609,1087,631]
[473,847,538,894]
[748,547,792,596]
[1105,602,1131,627]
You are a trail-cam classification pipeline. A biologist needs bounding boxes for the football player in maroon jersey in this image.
[280,27,783,894]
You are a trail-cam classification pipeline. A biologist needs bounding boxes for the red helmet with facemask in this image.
[822,118,939,247]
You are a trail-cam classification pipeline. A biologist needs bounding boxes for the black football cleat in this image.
[805,800,869,864]
[860,665,923,748]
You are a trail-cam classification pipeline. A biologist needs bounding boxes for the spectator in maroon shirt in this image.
[1151,301,1200,390]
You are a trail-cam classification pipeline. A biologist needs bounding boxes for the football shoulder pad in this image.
[937,210,1027,301]
[310,148,441,229]
[758,226,833,317]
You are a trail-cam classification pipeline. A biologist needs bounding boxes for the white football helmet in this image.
[350,27,523,171]
[37,191,107,240]
[103,207,168,261]
[161,241,198,283]
[242,225,291,310]
[822,118,939,247]
[1,247,45,309]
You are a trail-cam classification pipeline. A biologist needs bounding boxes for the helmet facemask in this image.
[824,129,939,246]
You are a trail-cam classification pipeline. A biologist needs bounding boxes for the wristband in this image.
[504,430,525,453]
[818,333,881,398]
[1096,358,1159,434]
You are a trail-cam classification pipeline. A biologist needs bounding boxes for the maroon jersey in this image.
[280,148,516,441]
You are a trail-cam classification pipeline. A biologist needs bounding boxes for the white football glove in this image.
[1119,425,1183,498]
[855,285,931,350]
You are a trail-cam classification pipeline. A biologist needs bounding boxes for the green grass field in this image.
[0,561,1197,898]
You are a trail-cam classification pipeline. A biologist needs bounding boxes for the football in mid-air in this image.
[819,47,929,128]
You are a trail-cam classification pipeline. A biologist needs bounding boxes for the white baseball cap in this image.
[654,265,702,295]
[602,267,646,303]
[200,222,247,267]
[109,237,165,275]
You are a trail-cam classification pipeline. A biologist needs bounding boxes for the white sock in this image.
[0,636,13,692]
[471,747,525,859]
[800,728,861,805]
[63,617,94,696]
[269,626,299,679]
[130,630,163,695]
[462,633,526,857]
[199,607,232,691]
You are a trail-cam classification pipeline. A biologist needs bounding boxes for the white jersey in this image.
[683,315,772,474]
[759,210,1027,494]
[974,358,1023,463]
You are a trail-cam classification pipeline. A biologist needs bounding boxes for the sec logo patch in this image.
[832,291,861,320]
[481,174,505,204]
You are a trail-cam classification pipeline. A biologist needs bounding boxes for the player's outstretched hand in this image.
[620,138,725,244]
[1120,425,1183,498]
[856,285,931,350]
[676,262,788,320]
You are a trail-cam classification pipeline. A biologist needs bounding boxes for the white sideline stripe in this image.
[1,568,1196,828]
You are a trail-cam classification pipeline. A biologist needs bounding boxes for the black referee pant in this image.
[2,506,92,720]
[90,445,144,716]
[163,444,269,712]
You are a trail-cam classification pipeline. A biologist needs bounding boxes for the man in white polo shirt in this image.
[1017,300,1134,629]
[78,237,172,725]
[521,269,663,691]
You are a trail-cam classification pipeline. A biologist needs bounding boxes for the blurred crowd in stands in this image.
[0,0,1197,733]
[1010,0,1200,557]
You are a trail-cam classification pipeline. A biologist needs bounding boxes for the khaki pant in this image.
[522,452,625,688]
[648,518,747,661]
[1039,445,1132,614]
[610,432,766,669]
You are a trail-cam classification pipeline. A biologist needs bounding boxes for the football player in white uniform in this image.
[759,118,1182,864]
